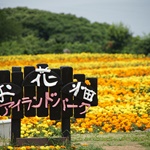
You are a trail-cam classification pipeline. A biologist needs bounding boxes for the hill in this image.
[0,7,149,55]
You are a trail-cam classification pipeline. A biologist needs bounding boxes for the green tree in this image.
[106,22,132,53]
[0,9,22,43]
[137,34,150,55]
[122,36,141,54]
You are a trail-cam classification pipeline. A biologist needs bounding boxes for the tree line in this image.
[0,7,150,55]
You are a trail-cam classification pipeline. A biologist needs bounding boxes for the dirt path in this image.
[74,141,145,150]
[103,143,145,150]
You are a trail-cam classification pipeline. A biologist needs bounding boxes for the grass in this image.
[71,131,150,150]
[0,137,10,150]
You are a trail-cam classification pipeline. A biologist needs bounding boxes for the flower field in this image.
[1,53,150,149]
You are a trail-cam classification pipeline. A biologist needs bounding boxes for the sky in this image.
[0,0,150,36]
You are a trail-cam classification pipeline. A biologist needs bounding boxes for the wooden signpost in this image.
[0,64,98,146]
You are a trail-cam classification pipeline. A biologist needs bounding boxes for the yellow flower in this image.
[99,131,104,134]
[30,145,36,149]
[111,129,117,133]
[55,145,61,150]
[20,146,26,150]
[7,146,13,150]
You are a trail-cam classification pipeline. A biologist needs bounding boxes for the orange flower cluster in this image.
[73,112,150,133]
[0,53,150,135]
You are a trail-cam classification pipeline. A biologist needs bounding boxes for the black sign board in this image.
[0,64,98,145]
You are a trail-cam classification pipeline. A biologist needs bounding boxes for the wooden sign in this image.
[0,64,98,145]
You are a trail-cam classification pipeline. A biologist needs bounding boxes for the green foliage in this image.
[137,34,150,55]
[122,36,141,54]
[106,22,132,53]
[0,7,149,55]
[0,9,22,43]
[65,42,103,53]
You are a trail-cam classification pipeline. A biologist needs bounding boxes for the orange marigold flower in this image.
[85,80,91,85]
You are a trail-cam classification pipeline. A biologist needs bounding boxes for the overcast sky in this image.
[0,0,150,36]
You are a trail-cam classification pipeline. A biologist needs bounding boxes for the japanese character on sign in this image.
[22,96,43,109]
[31,66,58,87]
[69,82,96,102]
[81,86,96,102]
[0,84,15,103]
[0,90,92,116]
[61,98,90,114]
[79,102,91,114]
[45,92,60,108]
[0,101,15,116]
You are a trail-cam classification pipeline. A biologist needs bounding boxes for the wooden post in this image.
[61,66,73,142]
[24,66,36,117]
[50,68,61,120]
[11,67,23,144]
[0,70,11,116]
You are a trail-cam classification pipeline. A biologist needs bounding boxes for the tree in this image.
[137,34,150,55]
[106,22,132,53]
[0,9,22,43]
